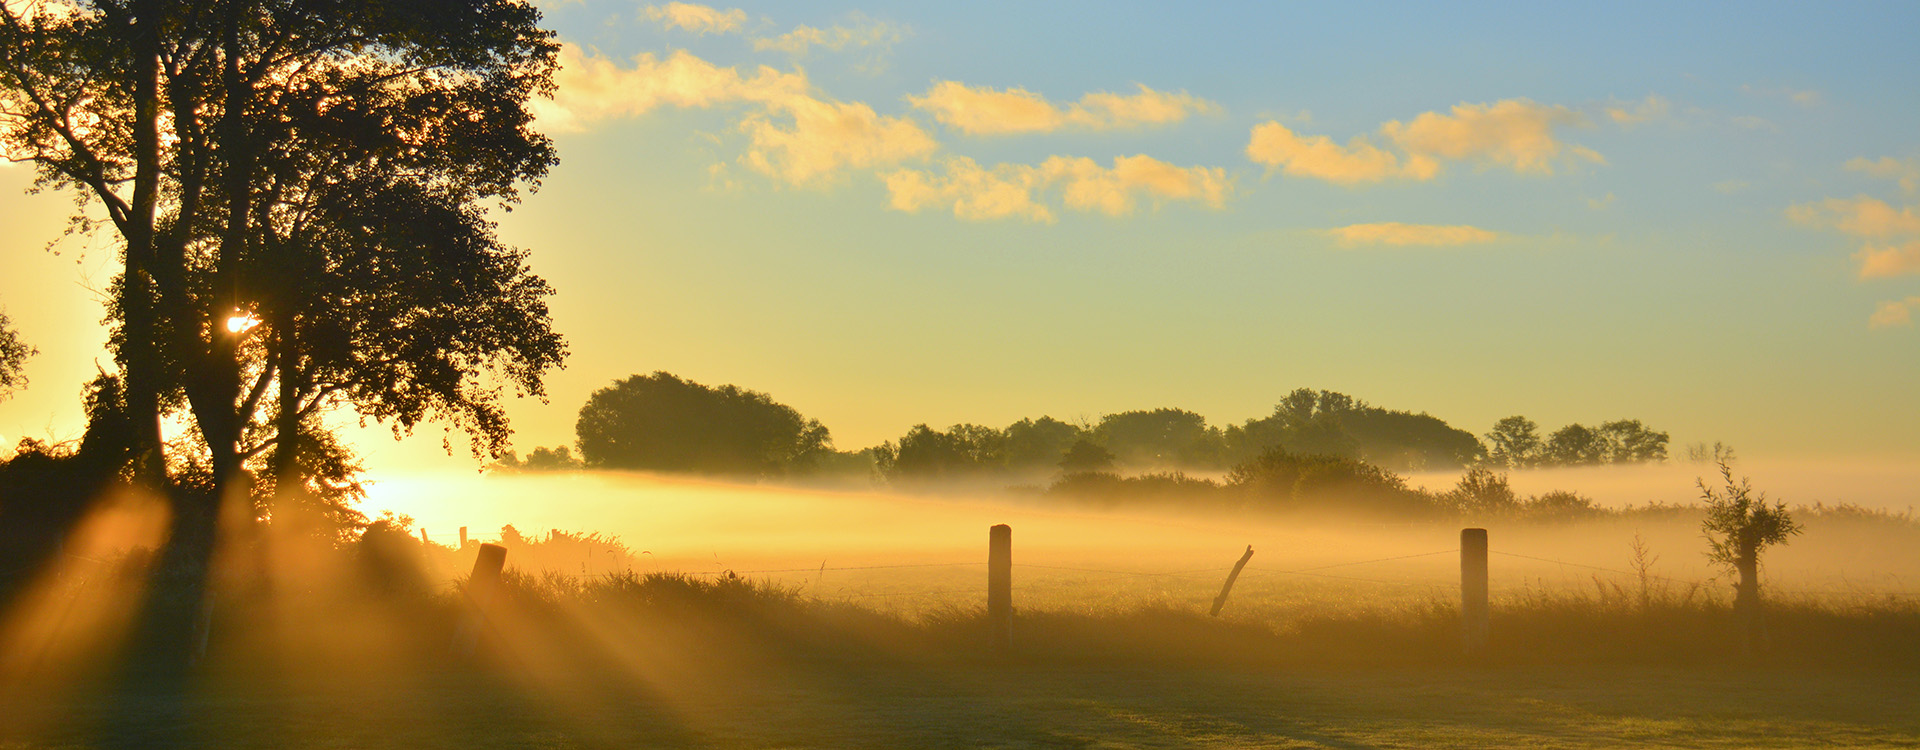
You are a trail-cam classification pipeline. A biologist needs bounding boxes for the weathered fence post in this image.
[419,528,430,545]
[453,543,509,656]
[1210,545,1255,617]
[1461,528,1489,656]
[988,524,1012,654]
[458,526,468,548]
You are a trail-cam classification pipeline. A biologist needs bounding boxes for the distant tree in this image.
[575,373,831,477]
[1342,408,1483,470]
[1484,416,1543,468]
[1699,461,1800,654]
[1542,423,1606,466]
[876,423,1005,480]
[1093,408,1223,468]
[1002,416,1083,471]
[1229,388,1480,471]
[1684,441,1737,464]
[1057,438,1115,474]
[1226,447,1432,516]
[1448,467,1519,515]
[1597,419,1669,464]
[0,310,31,400]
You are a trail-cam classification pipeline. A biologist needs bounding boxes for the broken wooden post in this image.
[458,526,468,548]
[453,543,509,655]
[1461,528,1489,656]
[988,524,1012,654]
[419,527,430,545]
[1210,545,1255,617]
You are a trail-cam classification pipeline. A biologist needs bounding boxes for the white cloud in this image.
[885,154,1231,221]
[1869,297,1920,328]
[908,81,1218,135]
[642,2,746,35]
[1325,222,1501,247]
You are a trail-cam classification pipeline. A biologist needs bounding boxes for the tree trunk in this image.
[1735,554,1763,657]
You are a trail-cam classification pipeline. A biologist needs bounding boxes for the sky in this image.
[2,1,1918,475]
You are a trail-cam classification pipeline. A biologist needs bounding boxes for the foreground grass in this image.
[6,661,1916,748]
[4,569,1919,748]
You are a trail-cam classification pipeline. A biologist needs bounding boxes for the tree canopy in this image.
[0,310,31,400]
[575,372,831,477]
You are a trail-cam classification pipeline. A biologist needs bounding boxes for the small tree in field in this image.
[1698,460,1800,654]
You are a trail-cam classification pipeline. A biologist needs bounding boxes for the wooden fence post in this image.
[1461,528,1489,656]
[419,528,430,545]
[988,524,1012,654]
[453,543,508,656]
[458,526,468,548]
[1210,545,1255,617]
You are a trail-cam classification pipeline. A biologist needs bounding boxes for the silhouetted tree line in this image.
[520,378,1677,493]
[1483,416,1670,468]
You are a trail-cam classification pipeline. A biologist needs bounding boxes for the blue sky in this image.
[2,0,1917,471]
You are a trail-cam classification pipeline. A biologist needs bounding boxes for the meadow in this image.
[4,469,1918,747]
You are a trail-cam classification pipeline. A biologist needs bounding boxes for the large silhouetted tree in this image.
[2,0,562,661]
[1699,461,1799,654]
[576,373,832,477]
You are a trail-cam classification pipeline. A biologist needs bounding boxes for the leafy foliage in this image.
[575,372,831,477]
[0,310,31,399]
[1698,461,1800,577]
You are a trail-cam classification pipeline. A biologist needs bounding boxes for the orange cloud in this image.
[885,157,1054,222]
[1245,122,1421,184]
[1247,98,1599,184]
[642,3,747,35]
[1854,240,1920,279]
[1606,95,1671,126]
[1869,297,1920,328]
[885,154,1231,221]
[1786,196,1920,238]
[753,14,908,55]
[1326,222,1501,247]
[1381,99,1597,174]
[1847,156,1920,194]
[739,97,937,187]
[533,46,934,187]
[532,46,806,131]
[909,81,1218,135]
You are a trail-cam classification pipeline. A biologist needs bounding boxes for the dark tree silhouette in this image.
[2,0,562,662]
[1093,408,1223,468]
[1598,419,1669,463]
[576,372,831,477]
[1484,415,1542,468]
[1002,416,1084,471]
[1057,438,1115,474]
[875,423,1004,479]
[1227,389,1479,471]
[1699,461,1800,655]
[1542,423,1606,466]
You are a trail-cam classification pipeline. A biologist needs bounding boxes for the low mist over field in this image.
[5,0,1919,746]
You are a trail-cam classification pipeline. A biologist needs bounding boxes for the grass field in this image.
[5,477,1918,748]
[6,660,1917,748]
